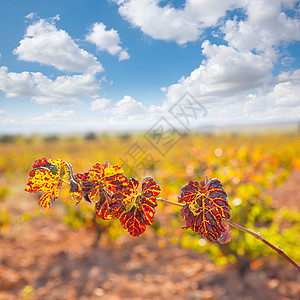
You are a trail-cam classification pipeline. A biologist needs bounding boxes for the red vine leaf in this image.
[71,172,98,204]
[94,175,138,220]
[142,177,161,197]
[71,162,130,206]
[120,177,161,237]
[30,158,57,176]
[179,178,232,243]
[95,189,125,220]
[139,177,160,225]
[128,177,139,191]
[112,177,138,206]
[217,223,232,244]
[25,158,67,209]
[119,206,147,237]
[180,204,195,229]
[139,197,156,225]
[88,161,127,191]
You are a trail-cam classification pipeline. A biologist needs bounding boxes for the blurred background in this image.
[0,125,300,299]
[1,0,300,298]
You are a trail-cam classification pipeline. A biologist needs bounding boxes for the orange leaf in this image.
[120,206,147,237]
[179,178,232,243]
[25,158,66,209]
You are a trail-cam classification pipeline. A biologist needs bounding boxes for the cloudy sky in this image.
[0,0,299,134]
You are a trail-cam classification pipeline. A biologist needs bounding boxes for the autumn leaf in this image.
[70,172,98,204]
[95,177,150,223]
[180,204,195,229]
[88,161,127,191]
[119,206,147,237]
[111,177,137,207]
[217,224,232,244]
[120,177,161,237]
[25,158,67,209]
[71,162,129,206]
[95,188,125,220]
[142,177,161,198]
[179,178,232,243]
[29,157,58,176]
[93,169,138,220]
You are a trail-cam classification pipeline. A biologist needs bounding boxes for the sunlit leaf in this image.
[120,206,147,237]
[95,189,125,220]
[205,178,231,219]
[88,162,127,191]
[120,177,161,236]
[129,177,139,191]
[72,161,131,208]
[179,178,232,243]
[180,204,195,229]
[71,172,98,204]
[110,177,136,206]
[29,158,58,177]
[142,177,161,197]
[218,223,232,244]
[25,158,67,209]
[93,174,137,220]
[139,196,156,225]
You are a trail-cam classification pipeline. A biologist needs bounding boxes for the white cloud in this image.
[277,69,300,83]
[89,95,164,123]
[158,0,300,125]
[268,81,300,107]
[0,67,34,98]
[164,41,273,103]
[25,13,35,20]
[173,70,300,123]
[163,1,300,113]
[86,22,129,61]
[114,0,241,44]
[118,49,130,61]
[237,74,300,120]
[13,17,103,74]
[30,108,77,123]
[184,0,243,27]
[91,95,156,122]
[99,76,300,126]
[222,0,300,57]
[0,109,16,125]
[0,66,100,104]
[90,98,111,110]
[179,86,300,125]
[112,95,147,119]
[0,119,16,125]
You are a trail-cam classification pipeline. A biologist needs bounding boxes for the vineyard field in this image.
[0,132,300,299]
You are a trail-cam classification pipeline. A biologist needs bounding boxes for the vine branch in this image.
[158,197,300,272]
[26,158,300,272]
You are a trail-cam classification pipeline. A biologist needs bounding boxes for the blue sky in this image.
[0,0,299,134]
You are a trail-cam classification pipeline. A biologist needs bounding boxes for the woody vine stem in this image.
[157,197,300,272]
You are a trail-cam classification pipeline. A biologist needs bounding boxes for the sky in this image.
[0,0,299,134]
